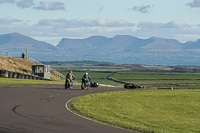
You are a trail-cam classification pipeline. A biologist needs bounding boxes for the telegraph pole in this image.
[26,49,28,61]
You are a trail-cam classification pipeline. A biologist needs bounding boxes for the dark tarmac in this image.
[0,85,138,133]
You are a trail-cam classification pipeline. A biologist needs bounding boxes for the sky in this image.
[0,0,200,45]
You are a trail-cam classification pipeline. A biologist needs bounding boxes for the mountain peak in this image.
[0,32,54,49]
[8,32,22,35]
[2,32,26,38]
[114,35,138,38]
[1,33,200,65]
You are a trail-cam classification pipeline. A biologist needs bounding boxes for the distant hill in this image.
[0,32,55,49]
[0,33,60,60]
[0,32,200,65]
[141,37,182,52]
[57,35,184,52]
[57,36,109,49]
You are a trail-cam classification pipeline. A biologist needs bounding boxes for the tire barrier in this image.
[12,72,18,78]
[32,76,37,80]
[21,74,25,79]
[28,75,32,79]
[24,75,28,79]
[17,73,22,79]
[0,70,47,80]
[8,71,13,78]
[0,70,8,78]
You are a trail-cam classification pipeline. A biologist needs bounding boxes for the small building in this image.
[32,65,50,80]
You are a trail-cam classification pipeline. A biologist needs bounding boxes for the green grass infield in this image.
[69,89,200,133]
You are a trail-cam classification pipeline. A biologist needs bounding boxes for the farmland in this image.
[45,61,200,89]
[110,72,200,89]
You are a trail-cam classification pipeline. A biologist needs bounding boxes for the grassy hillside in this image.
[0,56,33,75]
[0,56,64,81]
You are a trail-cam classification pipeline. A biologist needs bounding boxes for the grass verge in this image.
[0,77,63,86]
[69,89,200,133]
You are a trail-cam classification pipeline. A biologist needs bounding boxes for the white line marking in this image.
[65,97,138,133]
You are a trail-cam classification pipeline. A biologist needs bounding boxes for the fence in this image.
[0,52,22,58]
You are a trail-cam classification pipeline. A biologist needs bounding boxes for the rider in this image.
[66,70,75,89]
[82,72,90,83]
[81,72,90,90]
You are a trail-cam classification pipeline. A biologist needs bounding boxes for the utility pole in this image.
[26,49,28,61]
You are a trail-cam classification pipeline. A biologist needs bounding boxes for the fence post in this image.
[26,49,28,61]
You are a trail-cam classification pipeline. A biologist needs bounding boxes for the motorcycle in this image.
[81,79,90,90]
[65,78,73,89]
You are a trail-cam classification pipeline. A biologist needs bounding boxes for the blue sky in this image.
[0,0,200,45]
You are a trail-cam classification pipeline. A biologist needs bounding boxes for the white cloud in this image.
[36,18,135,28]
[136,20,199,42]
[130,5,153,13]
[16,0,34,9]
[0,17,21,25]
[186,0,200,7]
[164,21,191,28]
[0,0,15,4]
[34,1,65,11]
[138,20,191,29]
[0,0,65,11]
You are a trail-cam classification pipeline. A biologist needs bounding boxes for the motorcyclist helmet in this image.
[86,72,88,75]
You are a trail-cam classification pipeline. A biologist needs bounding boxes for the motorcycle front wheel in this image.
[81,82,88,90]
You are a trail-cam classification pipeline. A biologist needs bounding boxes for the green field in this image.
[70,89,200,133]
[109,72,200,89]
[111,72,200,81]
[58,70,200,88]
[60,71,122,86]
[50,61,200,88]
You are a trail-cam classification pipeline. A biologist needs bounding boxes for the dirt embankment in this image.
[0,56,33,75]
[0,56,65,81]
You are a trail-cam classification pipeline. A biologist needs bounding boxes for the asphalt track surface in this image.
[0,85,138,133]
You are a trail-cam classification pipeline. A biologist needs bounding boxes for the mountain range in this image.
[0,32,200,65]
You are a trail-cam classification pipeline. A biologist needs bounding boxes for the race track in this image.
[0,85,137,133]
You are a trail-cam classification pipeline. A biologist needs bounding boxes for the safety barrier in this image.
[0,70,46,80]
